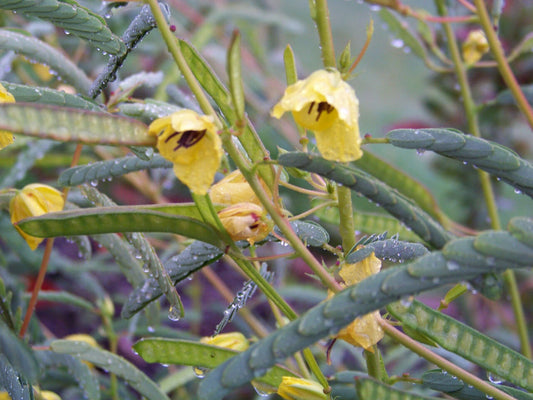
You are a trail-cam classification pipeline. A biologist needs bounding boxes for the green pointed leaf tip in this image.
[133,338,296,387]
[0,323,40,383]
[227,30,245,121]
[16,207,224,248]
[388,300,533,390]
[0,103,153,146]
[386,128,533,198]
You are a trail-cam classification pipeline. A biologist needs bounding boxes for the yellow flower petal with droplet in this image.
[218,202,271,244]
[277,376,328,400]
[10,184,64,250]
[339,251,381,286]
[272,69,362,162]
[148,110,223,195]
[0,83,15,150]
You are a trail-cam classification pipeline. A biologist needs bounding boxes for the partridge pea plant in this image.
[0,1,533,400]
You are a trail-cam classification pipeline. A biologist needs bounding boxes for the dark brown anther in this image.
[307,101,315,114]
[316,102,334,121]
[165,129,207,151]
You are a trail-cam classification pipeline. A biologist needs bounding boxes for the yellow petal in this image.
[337,311,384,350]
[148,110,223,195]
[10,184,64,250]
[339,251,381,286]
[209,170,269,206]
[0,83,15,150]
[218,202,271,244]
[277,376,328,400]
[200,332,249,352]
[271,69,362,161]
[314,118,362,162]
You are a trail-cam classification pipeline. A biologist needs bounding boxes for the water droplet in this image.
[193,366,208,378]
[514,188,522,194]
[147,326,155,333]
[168,306,181,321]
[90,180,98,187]
[447,261,460,271]
[487,372,503,384]
[390,38,404,48]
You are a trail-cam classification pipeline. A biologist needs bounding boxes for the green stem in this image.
[337,186,356,253]
[313,0,336,68]
[436,0,531,360]
[473,0,533,131]
[380,320,517,400]
[146,0,220,126]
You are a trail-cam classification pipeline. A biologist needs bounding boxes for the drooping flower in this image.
[217,202,271,244]
[209,169,269,206]
[200,332,249,352]
[277,376,328,400]
[148,110,223,195]
[331,251,384,351]
[10,184,64,250]
[0,83,16,150]
[462,30,489,66]
[271,69,362,162]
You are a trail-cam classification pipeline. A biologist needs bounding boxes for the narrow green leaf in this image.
[275,220,330,247]
[283,45,298,85]
[0,0,125,55]
[387,299,533,391]
[35,351,100,400]
[346,238,428,264]
[178,39,274,185]
[0,29,92,94]
[357,377,439,400]
[122,240,223,318]
[58,155,172,187]
[355,151,443,222]
[423,370,533,400]
[0,103,153,146]
[1,81,101,111]
[118,100,181,123]
[22,291,95,312]
[50,340,169,400]
[0,354,31,400]
[508,33,533,62]
[0,323,40,383]
[279,152,452,248]
[133,338,296,388]
[17,207,224,248]
[227,30,245,122]
[386,128,533,198]
[379,9,427,60]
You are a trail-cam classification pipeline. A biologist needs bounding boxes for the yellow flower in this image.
[217,202,271,244]
[10,184,64,250]
[209,170,269,206]
[38,391,62,400]
[64,334,100,369]
[462,30,489,66]
[148,110,223,195]
[277,377,328,400]
[200,332,249,352]
[271,69,362,162]
[0,83,15,150]
[0,392,11,400]
[331,251,384,351]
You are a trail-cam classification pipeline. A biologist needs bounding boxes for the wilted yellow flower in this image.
[218,202,271,244]
[277,376,328,400]
[148,110,223,195]
[0,392,11,400]
[332,251,384,351]
[10,184,64,250]
[209,170,269,206]
[462,30,489,66]
[200,332,249,352]
[0,83,15,150]
[271,69,362,162]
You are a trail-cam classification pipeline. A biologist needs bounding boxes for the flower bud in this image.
[462,30,489,66]
[218,202,271,244]
[277,377,328,400]
[209,170,269,207]
[10,184,64,250]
